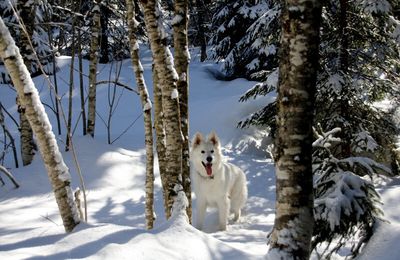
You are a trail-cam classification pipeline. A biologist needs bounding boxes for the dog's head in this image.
[191,131,221,177]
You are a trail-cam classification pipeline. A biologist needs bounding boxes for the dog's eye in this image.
[211,150,214,153]
[201,150,205,154]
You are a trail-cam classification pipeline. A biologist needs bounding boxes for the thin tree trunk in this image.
[18,0,37,166]
[140,0,184,220]
[0,104,19,168]
[0,18,80,232]
[152,64,169,218]
[99,0,109,64]
[195,0,207,62]
[44,4,61,136]
[66,23,76,151]
[78,24,87,135]
[268,0,322,258]
[126,0,155,229]
[173,0,191,223]
[87,0,101,137]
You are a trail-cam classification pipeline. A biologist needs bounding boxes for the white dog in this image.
[191,132,247,231]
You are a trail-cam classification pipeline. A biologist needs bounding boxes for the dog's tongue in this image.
[205,163,212,176]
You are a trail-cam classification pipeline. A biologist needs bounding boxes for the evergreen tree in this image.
[211,0,400,257]
[209,0,279,79]
[0,0,53,83]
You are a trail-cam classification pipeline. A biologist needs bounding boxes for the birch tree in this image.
[139,0,185,220]
[17,0,37,165]
[0,17,80,233]
[152,65,169,217]
[173,0,191,222]
[268,0,322,259]
[87,0,101,137]
[126,0,155,229]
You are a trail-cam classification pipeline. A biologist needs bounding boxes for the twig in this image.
[0,165,20,188]
[40,214,59,226]
[111,113,143,144]
[96,80,139,95]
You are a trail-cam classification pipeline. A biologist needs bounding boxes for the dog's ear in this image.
[192,132,203,148]
[208,131,219,146]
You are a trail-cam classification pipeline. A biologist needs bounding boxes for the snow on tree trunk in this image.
[87,0,101,137]
[173,0,192,223]
[152,65,169,218]
[140,0,185,220]
[268,1,322,258]
[18,0,37,166]
[126,0,155,230]
[0,17,80,232]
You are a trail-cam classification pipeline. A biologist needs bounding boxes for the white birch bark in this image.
[268,0,322,258]
[0,17,80,232]
[173,0,192,222]
[87,0,101,137]
[140,0,185,220]
[126,0,155,229]
[152,65,169,217]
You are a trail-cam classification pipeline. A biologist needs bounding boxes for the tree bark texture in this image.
[269,1,322,259]
[87,0,101,137]
[0,17,80,232]
[18,0,37,166]
[152,65,169,218]
[140,0,184,220]
[126,0,155,230]
[173,0,191,223]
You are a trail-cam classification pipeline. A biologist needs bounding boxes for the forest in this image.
[0,0,400,259]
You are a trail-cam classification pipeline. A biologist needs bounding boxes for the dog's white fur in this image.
[191,132,247,231]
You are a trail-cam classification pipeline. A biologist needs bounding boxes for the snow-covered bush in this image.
[311,127,387,258]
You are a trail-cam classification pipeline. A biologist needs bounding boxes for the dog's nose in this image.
[206,156,212,163]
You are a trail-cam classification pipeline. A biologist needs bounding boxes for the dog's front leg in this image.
[196,198,207,230]
[217,196,230,231]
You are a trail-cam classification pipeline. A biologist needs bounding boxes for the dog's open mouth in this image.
[202,162,213,176]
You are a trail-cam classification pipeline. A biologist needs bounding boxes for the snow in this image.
[143,100,152,111]
[360,0,391,14]
[171,88,179,99]
[171,15,183,26]
[0,46,400,259]
[289,35,307,66]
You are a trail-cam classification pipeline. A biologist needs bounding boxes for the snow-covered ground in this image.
[0,48,399,259]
